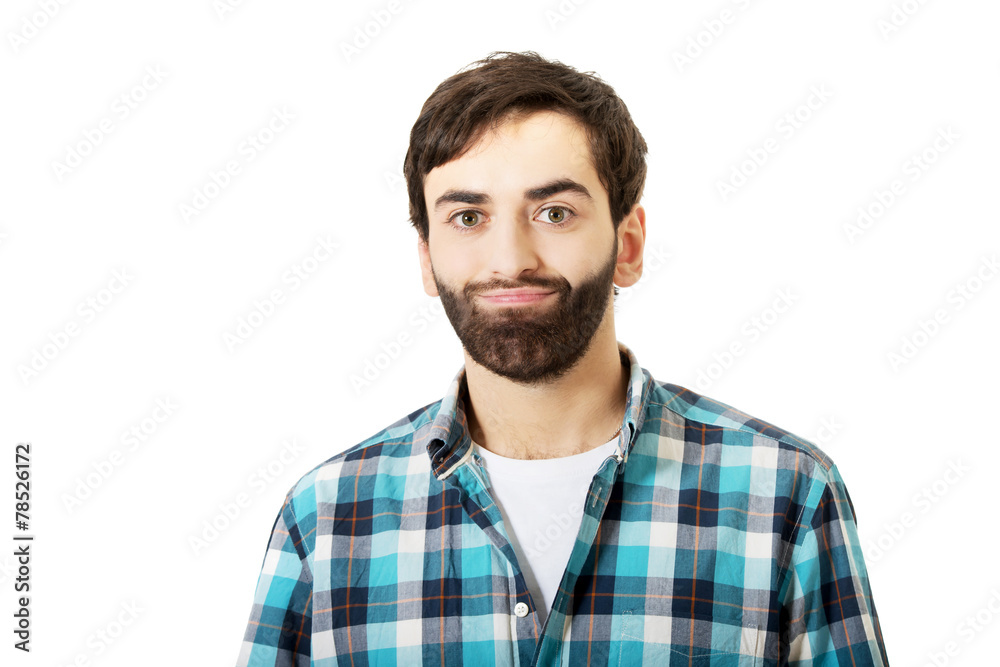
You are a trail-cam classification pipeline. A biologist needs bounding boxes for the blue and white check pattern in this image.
[238,342,888,666]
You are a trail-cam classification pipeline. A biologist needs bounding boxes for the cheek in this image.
[543,237,603,278]
[429,244,479,285]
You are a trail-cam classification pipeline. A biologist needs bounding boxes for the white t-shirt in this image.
[472,435,620,626]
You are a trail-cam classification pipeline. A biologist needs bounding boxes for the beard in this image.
[431,239,617,385]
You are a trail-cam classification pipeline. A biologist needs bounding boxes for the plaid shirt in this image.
[238,342,888,666]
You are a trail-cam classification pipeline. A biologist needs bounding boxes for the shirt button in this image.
[514,602,529,618]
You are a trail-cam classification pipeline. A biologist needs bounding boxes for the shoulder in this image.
[281,397,444,519]
[640,377,855,518]
[645,378,835,472]
[640,377,866,541]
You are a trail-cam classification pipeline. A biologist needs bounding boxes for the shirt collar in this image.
[426,341,653,480]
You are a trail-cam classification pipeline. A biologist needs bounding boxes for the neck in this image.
[464,322,628,460]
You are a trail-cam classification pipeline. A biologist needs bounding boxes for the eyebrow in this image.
[432,178,594,212]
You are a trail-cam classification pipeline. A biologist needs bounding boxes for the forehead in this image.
[423,110,604,200]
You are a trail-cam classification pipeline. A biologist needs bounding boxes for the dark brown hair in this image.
[404,51,648,244]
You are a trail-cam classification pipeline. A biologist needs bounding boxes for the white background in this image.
[1,0,998,664]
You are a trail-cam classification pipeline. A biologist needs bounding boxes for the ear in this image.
[613,204,646,288]
[417,238,440,297]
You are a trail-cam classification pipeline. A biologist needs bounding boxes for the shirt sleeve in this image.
[237,491,314,667]
[785,463,889,666]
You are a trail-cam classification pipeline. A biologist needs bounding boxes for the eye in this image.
[456,211,479,227]
[537,206,573,224]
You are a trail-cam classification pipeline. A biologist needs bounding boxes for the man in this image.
[238,52,888,666]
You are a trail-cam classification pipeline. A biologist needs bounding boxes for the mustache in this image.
[464,276,570,297]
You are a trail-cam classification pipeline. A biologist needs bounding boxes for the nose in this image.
[487,214,540,280]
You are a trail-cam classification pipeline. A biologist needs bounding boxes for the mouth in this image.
[476,290,556,305]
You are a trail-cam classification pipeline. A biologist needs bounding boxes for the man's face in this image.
[418,110,621,385]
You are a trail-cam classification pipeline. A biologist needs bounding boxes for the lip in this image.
[477,289,555,305]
